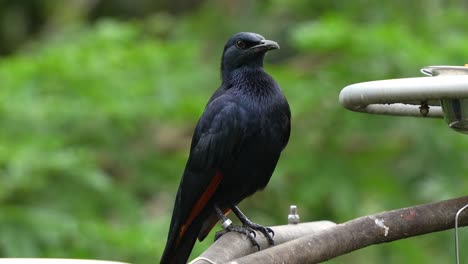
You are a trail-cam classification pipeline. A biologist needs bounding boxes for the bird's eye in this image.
[235,40,246,49]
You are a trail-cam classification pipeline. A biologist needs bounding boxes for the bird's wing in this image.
[281,102,291,151]
[189,97,245,170]
[169,95,246,247]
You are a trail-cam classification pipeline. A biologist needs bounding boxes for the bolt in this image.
[288,205,300,224]
[419,101,429,117]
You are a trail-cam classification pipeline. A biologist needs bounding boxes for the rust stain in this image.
[401,209,418,221]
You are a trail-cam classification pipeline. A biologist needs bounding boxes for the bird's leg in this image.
[213,205,259,249]
[232,205,275,246]
[215,205,232,230]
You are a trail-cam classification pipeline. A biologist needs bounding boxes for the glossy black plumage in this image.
[160,32,290,264]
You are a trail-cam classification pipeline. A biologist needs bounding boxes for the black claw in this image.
[265,234,275,246]
[214,229,227,241]
[260,227,274,246]
[267,227,275,237]
[214,208,277,248]
[247,235,261,251]
[249,229,256,238]
[214,225,261,250]
[230,206,276,247]
[241,221,275,246]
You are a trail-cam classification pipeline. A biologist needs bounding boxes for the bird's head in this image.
[221,32,279,78]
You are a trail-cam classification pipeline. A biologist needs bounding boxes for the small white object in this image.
[369,216,389,237]
[288,205,300,224]
[221,218,232,229]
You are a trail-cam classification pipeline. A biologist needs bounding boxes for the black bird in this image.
[160,32,291,264]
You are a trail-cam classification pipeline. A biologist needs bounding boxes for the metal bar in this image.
[189,221,336,264]
[351,103,443,118]
[339,75,468,118]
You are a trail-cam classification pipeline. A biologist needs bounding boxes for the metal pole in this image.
[339,75,468,118]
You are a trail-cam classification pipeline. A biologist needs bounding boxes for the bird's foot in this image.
[215,225,260,250]
[241,219,275,246]
[230,205,275,246]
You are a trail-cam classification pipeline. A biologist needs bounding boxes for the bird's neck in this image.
[221,66,269,87]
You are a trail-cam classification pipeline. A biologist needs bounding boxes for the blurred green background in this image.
[1,0,468,263]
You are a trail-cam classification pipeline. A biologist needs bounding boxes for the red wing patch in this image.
[177,171,222,245]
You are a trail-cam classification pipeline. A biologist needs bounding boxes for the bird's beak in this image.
[250,39,280,52]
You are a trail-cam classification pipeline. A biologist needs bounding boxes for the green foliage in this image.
[0,20,215,262]
[1,1,468,263]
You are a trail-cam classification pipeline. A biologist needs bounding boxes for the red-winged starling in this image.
[160,32,291,264]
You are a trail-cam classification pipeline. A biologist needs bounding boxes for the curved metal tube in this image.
[339,75,468,118]
[455,204,468,264]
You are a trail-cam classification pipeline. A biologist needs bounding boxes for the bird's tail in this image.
[160,218,203,264]
[161,170,223,263]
